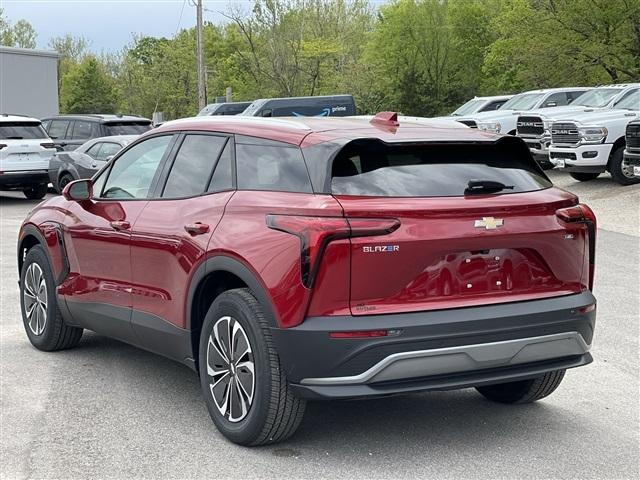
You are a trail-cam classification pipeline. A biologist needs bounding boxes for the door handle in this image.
[110,220,131,231]
[184,222,210,235]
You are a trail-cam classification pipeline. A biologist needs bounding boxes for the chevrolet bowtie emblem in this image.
[474,217,504,230]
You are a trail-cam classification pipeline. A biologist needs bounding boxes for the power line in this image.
[174,0,188,37]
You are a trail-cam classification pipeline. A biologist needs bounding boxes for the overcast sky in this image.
[2,0,244,52]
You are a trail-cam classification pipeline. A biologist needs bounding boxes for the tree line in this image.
[1,0,639,119]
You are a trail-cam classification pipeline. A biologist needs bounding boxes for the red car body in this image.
[18,114,597,402]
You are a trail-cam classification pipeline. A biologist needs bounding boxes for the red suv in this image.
[17,113,597,446]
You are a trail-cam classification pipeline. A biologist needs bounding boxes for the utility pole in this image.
[196,0,206,110]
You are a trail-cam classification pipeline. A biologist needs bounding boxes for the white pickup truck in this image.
[455,87,590,134]
[624,120,640,178]
[516,84,640,168]
[548,90,640,185]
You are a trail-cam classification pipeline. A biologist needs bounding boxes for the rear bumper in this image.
[0,170,49,189]
[272,291,596,399]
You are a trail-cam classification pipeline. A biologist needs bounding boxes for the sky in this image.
[1,0,247,53]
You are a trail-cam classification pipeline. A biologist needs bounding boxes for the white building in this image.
[0,46,59,118]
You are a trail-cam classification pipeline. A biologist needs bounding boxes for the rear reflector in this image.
[578,304,596,314]
[266,215,400,288]
[330,330,388,339]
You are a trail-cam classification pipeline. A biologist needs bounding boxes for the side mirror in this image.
[105,155,114,162]
[62,179,93,201]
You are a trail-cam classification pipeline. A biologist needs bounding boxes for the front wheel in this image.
[20,245,83,351]
[476,370,565,404]
[609,147,640,185]
[23,184,48,200]
[569,172,600,182]
[199,288,305,446]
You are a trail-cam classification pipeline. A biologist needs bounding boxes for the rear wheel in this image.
[23,184,48,200]
[57,173,75,193]
[20,246,83,351]
[609,146,640,185]
[569,172,600,182]
[476,370,565,404]
[199,288,305,446]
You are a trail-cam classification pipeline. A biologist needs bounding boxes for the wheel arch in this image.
[18,223,69,285]
[187,255,279,369]
[607,136,626,166]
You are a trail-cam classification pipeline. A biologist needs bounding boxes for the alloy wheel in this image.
[206,316,255,423]
[23,263,47,336]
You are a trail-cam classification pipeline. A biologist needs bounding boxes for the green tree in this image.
[60,56,118,113]
[0,9,36,48]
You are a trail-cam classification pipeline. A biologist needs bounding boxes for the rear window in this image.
[0,121,47,140]
[331,141,551,197]
[103,122,152,135]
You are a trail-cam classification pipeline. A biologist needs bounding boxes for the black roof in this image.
[41,114,151,123]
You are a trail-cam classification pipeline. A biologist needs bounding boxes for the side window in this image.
[96,142,121,161]
[162,134,227,198]
[42,120,51,132]
[100,135,172,199]
[48,120,70,139]
[236,140,312,193]
[71,120,94,140]
[207,141,233,192]
[482,100,506,112]
[85,142,103,159]
[567,91,586,103]
[542,92,568,108]
[614,88,639,106]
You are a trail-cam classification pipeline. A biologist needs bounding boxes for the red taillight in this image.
[577,304,596,315]
[557,204,597,290]
[40,142,56,149]
[266,215,400,288]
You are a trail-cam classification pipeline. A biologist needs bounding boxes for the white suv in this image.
[0,115,56,199]
[548,90,640,185]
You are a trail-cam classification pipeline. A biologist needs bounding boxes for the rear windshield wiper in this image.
[465,179,515,195]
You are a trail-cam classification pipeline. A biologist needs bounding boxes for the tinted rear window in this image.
[331,141,551,197]
[0,122,47,140]
[103,122,152,135]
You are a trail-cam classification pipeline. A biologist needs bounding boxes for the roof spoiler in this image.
[370,111,399,127]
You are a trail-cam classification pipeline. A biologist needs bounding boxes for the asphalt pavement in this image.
[1,170,638,479]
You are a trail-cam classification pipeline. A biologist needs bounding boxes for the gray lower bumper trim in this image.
[301,332,589,386]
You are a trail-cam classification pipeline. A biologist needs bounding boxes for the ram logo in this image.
[517,122,543,127]
[552,129,576,135]
[362,245,400,253]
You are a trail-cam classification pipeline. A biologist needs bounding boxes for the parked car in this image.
[448,95,513,116]
[457,87,590,133]
[18,113,597,446]
[48,135,137,192]
[0,114,56,199]
[240,94,356,117]
[548,90,640,185]
[517,84,640,168]
[197,102,252,116]
[624,119,640,178]
[41,114,152,151]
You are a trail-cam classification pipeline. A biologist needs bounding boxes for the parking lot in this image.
[0,170,638,479]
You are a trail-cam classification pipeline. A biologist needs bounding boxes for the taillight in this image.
[557,204,597,290]
[266,215,400,288]
[40,142,56,149]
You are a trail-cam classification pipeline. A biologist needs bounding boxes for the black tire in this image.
[20,245,83,351]
[476,370,565,404]
[569,172,600,182]
[57,173,75,193]
[23,183,48,200]
[199,288,305,446]
[609,146,640,186]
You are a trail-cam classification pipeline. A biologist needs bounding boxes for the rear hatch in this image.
[330,139,590,315]
[0,121,53,171]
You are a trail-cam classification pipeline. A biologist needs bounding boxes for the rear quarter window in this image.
[236,139,312,193]
[331,140,551,197]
